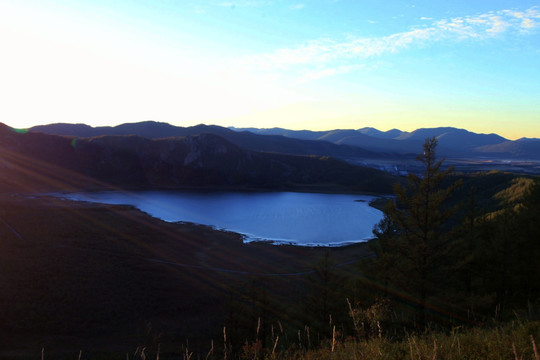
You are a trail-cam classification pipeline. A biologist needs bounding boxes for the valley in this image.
[3,0,540,357]
[0,120,539,357]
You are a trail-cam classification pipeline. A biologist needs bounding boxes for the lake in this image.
[56,191,384,246]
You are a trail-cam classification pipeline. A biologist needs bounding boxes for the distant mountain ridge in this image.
[231,125,540,160]
[358,127,405,139]
[29,121,540,160]
[231,126,509,154]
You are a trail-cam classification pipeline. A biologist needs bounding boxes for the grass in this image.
[295,322,540,360]
[0,194,372,358]
[1,194,538,359]
[29,320,539,359]
[221,320,540,360]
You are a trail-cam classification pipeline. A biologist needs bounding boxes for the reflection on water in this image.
[57,191,383,246]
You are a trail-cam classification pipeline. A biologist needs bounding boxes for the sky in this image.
[1,0,539,139]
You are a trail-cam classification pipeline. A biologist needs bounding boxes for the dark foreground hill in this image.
[0,169,535,357]
[0,194,373,356]
[1,123,397,194]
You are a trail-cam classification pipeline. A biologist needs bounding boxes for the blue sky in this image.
[1,0,539,139]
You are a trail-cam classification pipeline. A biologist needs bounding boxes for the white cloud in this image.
[238,6,540,82]
[522,18,535,29]
[217,0,272,8]
[290,3,305,10]
[486,16,509,34]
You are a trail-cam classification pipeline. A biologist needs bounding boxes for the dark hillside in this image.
[450,171,530,213]
[2,123,399,193]
[0,195,373,355]
[33,122,540,161]
[30,121,391,160]
[30,121,231,139]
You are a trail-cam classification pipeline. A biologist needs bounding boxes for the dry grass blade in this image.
[331,325,336,352]
[532,335,539,360]
[512,343,520,360]
[272,336,280,355]
[206,340,214,360]
[223,327,228,360]
[409,337,415,360]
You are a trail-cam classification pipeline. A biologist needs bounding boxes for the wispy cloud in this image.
[239,6,540,81]
[290,3,305,10]
[216,1,307,10]
[217,0,272,8]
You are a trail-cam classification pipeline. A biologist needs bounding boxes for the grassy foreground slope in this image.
[274,321,540,360]
[0,194,372,357]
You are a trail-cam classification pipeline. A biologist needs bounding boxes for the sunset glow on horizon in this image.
[1,1,539,140]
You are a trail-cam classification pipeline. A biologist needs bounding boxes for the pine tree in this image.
[372,137,461,328]
[304,252,347,340]
[370,212,400,298]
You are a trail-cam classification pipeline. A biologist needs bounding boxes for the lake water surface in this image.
[58,191,383,246]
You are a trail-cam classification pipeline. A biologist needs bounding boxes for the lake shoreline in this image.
[49,190,383,247]
[36,192,379,248]
[38,187,389,247]
[41,182,392,196]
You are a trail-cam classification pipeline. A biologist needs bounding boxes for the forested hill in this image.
[0,123,398,194]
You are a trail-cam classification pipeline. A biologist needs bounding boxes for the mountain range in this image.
[230,126,537,159]
[30,121,540,160]
[29,122,389,160]
[3,120,537,194]
[0,122,397,194]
